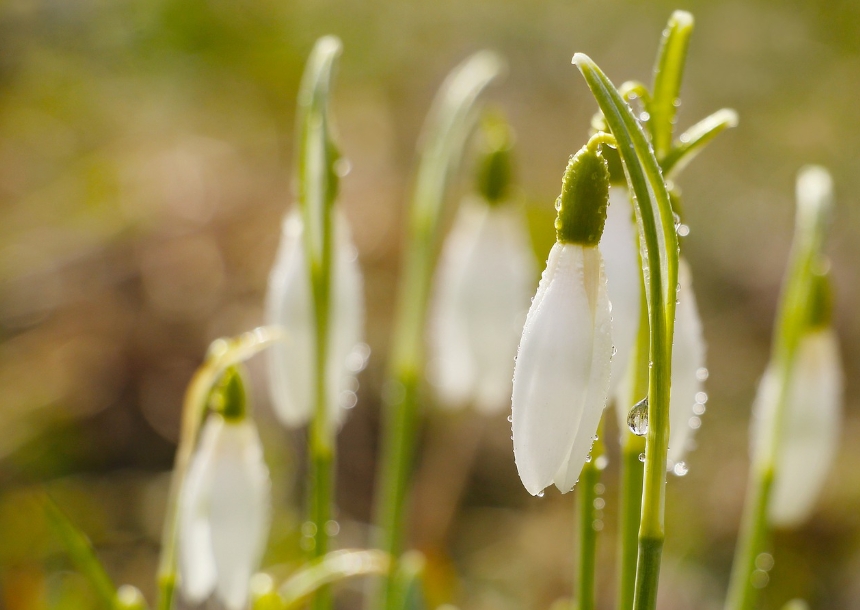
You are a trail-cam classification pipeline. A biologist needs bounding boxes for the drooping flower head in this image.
[512,137,613,495]
[179,367,271,610]
[429,116,535,413]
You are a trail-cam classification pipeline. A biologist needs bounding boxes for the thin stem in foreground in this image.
[576,423,606,610]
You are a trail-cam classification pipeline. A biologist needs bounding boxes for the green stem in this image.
[573,55,679,610]
[617,434,645,610]
[294,37,343,610]
[617,216,651,610]
[370,51,502,610]
[576,425,605,610]
[724,167,833,610]
[725,469,773,610]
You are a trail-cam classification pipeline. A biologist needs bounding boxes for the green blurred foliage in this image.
[0,0,858,609]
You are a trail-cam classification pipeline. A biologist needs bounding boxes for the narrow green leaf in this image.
[661,108,738,178]
[41,493,119,610]
[650,11,694,158]
[296,35,342,270]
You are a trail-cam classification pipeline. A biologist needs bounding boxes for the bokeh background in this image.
[0,0,859,608]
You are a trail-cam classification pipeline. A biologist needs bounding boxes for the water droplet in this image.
[696,367,709,381]
[301,521,317,537]
[679,133,691,143]
[507,414,513,423]
[537,490,545,498]
[593,434,599,441]
[341,390,358,409]
[695,392,708,405]
[627,397,649,436]
[673,461,689,476]
[346,343,372,372]
[335,158,352,177]
[585,454,592,463]
[750,570,769,589]
[594,483,605,495]
[755,553,774,571]
[689,416,702,430]
[673,98,682,108]
[592,519,604,531]
[595,455,609,471]
[639,111,650,122]
[611,345,618,357]
[638,453,646,463]
[325,520,341,536]
[677,224,690,237]
[693,403,706,415]
[593,497,606,510]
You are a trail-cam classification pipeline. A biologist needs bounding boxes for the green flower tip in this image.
[210,366,248,422]
[555,137,611,246]
[476,112,515,204]
[807,267,833,329]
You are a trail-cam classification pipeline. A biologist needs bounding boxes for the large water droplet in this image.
[627,397,649,436]
[537,490,545,498]
[673,461,689,476]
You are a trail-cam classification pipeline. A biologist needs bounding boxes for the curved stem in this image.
[573,54,679,610]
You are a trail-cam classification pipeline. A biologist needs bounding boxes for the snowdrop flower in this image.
[667,258,706,466]
[752,277,842,527]
[428,125,535,414]
[265,209,365,428]
[512,139,613,496]
[601,187,706,467]
[180,369,271,610]
[599,188,640,408]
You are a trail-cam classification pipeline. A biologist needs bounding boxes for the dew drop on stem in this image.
[627,397,649,436]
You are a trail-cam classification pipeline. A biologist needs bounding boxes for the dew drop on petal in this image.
[638,453,646,463]
[627,397,649,436]
[537,490,545,498]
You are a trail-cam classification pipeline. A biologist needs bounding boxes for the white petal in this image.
[265,211,314,427]
[553,248,612,492]
[266,209,365,429]
[178,417,221,603]
[512,244,607,496]
[327,212,366,426]
[767,329,842,527]
[428,199,536,413]
[667,259,706,465]
[208,419,272,610]
[599,188,641,428]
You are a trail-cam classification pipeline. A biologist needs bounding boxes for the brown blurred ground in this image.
[0,0,859,608]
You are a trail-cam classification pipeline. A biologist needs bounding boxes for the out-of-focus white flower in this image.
[753,328,842,527]
[512,242,612,495]
[265,209,366,428]
[428,198,535,413]
[179,414,271,610]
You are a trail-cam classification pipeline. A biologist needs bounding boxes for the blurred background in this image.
[0,0,858,608]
